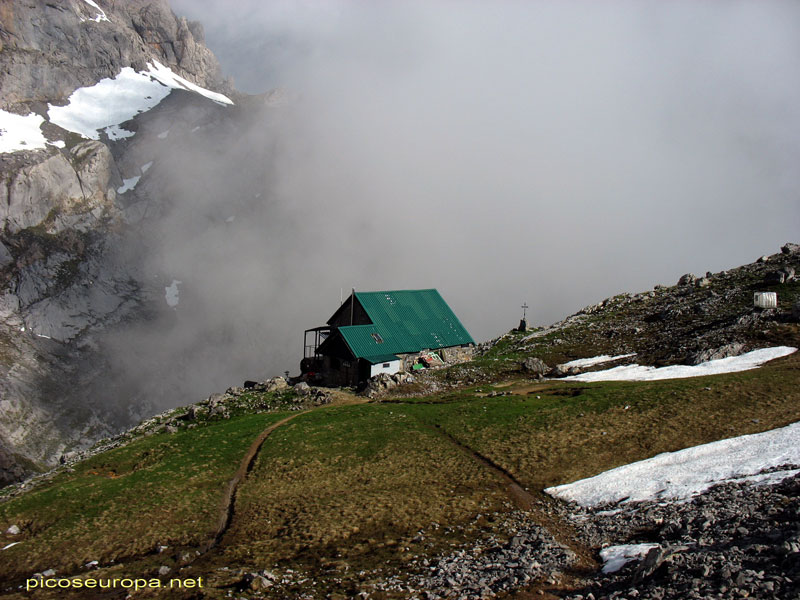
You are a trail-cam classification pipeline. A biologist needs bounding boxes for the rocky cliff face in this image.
[0,0,230,111]
[0,0,243,485]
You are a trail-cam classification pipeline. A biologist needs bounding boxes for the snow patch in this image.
[80,0,109,23]
[157,130,169,140]
[48,67,171,140]
[545,421,800,507]
[140,161,153,173]
[117,176,141,194]
[165,280,182,308]
[47,61,233,141]
[0,110,47,153]
[104,124,135,140]
[562,353,637,369]
[146,60,233,106]
[600,544,659,574]
[2,542,21,551]
[563,347,796,382]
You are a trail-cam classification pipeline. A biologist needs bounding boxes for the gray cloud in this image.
[121,0,800,404]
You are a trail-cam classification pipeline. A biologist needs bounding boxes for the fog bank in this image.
[127,0,800,402]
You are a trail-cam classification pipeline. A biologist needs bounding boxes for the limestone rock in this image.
[69,141,123,209]
[0,153,82,233]
[521,357,549,378]
[0,0,229,110]
[689,343,745,365]
[0,241,13,268]
[781,242,800,255]
[206,393,226,408]
[362,372,414,398]
[677,273,697,286]
[264,376,289,392]
[293,381,311,395]
[632,546,667,584]
[549,364,582,378]
[765,266,795,285]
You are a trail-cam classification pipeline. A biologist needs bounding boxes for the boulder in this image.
[59,451,79,464]
[246,573,272,591]
[677,273,697,286]
[293,382,311,396]
[689,343,745,365]
[362,373,398,398]
[206,393,226,408]
[264,376,289,392]
[765,267,794,285]
[632,546,667,584]
[548,364,582,378]
[521,357,549,379]
[781,242,800,255]
[5,524,20,535]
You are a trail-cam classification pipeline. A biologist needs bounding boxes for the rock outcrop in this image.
[0,0,231,112]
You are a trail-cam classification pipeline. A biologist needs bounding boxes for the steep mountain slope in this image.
[0,0,254,485]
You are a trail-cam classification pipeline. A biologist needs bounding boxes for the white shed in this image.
[367,355,402,377]
[754,292,778,309]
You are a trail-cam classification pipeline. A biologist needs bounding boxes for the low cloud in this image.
[113,0,800,405]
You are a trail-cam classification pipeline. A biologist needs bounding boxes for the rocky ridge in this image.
[489,242,800,374]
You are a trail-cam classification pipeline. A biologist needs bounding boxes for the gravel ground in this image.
[556,470,800,600]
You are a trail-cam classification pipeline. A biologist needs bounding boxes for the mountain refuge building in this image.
[302,289,476,386]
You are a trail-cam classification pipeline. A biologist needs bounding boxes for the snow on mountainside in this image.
[546,420,800,506]
[0,111,50,154]
[46,60,233,142]
[563,346,797,382]
[0,60,232,149]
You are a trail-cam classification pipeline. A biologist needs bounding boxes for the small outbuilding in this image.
[754,291,778,309]
[302,289,475,386]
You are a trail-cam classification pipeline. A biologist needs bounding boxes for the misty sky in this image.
[161,0,800,372]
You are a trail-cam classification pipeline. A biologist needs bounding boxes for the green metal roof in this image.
[362,353,402,365]
[338,289,474,359]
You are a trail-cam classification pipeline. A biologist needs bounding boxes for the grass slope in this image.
[0,411,290,583]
